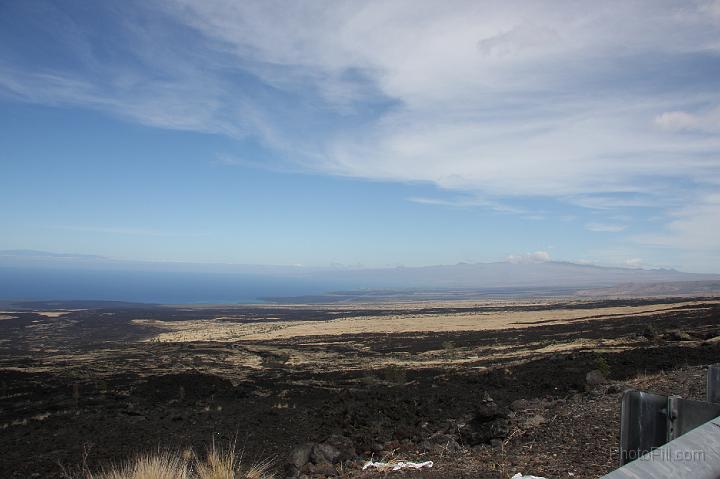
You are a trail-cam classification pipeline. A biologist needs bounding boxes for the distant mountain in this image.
[1,250,719,303]
[321,261,719,290]
[577,281,720,297]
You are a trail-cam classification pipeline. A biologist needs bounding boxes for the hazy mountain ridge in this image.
[320,260,717,289]
[1,250,718,302]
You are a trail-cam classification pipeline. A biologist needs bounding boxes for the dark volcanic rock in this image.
[458,394,510,446]
[462,416,510,445]
[3,300,720,479]
[475,398,500,418]
[311,442,341,465]
[667,330,693,341]
[305,462,338,476]
[522,414,546,429]
[642,325,659,339]
[606,383,625,394]
[133,373,234,403]
[323,434,356,462]
[305,434,355,467]
[510,399,530,411]
[288,442,314,468]
[284,464,300,479]
[421,432,462,453]
[586,369,608,386]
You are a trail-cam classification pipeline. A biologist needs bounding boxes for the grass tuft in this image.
[68,443,274,479]
[76,453,189,479]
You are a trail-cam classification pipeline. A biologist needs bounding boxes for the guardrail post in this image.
[666,396,680,441]
[707,364,720,404]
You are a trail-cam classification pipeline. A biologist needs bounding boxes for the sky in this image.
[1,0,720,272]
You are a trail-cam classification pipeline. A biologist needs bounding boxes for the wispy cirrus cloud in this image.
[3,1,719,196]
[624,258,645,268]
[506,251,551,264]
[2,0,720,267]
[633,193,720,250]
[630,193,720,270]
[566,194,660,210]
[585,223,627,233]
[155,0,720,204]
[407,195,527,214]
[654,107,720,133]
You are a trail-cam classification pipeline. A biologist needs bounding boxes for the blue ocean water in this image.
[0,267,336,304]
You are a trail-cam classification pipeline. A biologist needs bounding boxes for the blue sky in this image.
[1,0,720,272]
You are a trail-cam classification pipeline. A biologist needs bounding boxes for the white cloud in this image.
[701,0,720,20]
[3,0,720,268]
[655,111,703,131]
[567,195,659,210]
[654,107,720,133]
[156,0,720,197]
[633,193,720,250]
[585,223,627,232]
[574,259,597,265]
[4,0,720,199]
[624,258,644,268]
[407,195,526,214]
[506,251,551,263]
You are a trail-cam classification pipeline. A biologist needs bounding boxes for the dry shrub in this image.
[69,443,274,479]
[237,458,274,479]
[76,453,189,479]
[194,442,236,479]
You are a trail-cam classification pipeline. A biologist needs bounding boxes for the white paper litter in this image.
[362,460,434,471]
[511,473,547,479]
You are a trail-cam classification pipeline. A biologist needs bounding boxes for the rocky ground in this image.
[0,298,718,478]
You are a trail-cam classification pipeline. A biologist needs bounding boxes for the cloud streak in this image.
[506,251,551,264]
[2,0,720,267]
[655,107,720,133]
[2,2,719,191]
[585,223,628,233]
[154,0,720,201]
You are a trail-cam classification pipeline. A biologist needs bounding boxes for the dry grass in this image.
[69,443,274,479]
[136,300,717,343]
[194,442,274,479]
[71,453,189,479]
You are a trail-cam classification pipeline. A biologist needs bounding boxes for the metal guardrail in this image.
[603,416,720,479]
[708,364,720,405]
[619,391,720,464]
[602,364,720,478]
